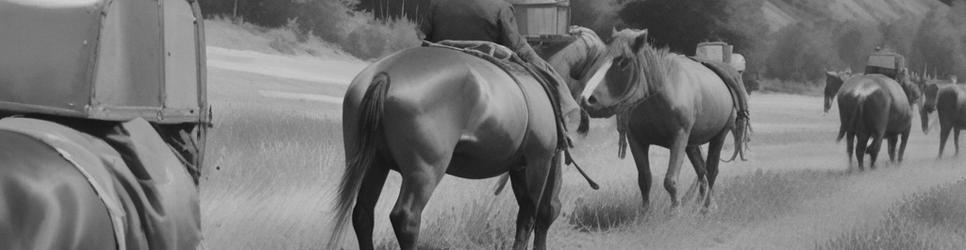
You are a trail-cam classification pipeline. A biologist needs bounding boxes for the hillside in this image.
[762,0,941,31]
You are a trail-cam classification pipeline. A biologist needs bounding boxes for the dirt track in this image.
[200,47,966,249]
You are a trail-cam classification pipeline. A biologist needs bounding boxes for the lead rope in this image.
[565,149,599,190]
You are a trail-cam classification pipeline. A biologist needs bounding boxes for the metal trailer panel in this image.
[92,0,164,111]
[0,1,103,116]
[696,42,734,65]
[163,0,200,112]
[511,0,569,37]
[0,0,206,124]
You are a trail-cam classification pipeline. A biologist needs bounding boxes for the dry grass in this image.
[568,186,642,232]
[201,79,964,249]
[201,104,343,249]
[818,179,966,250]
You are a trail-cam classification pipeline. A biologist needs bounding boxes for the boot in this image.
[555,77,582,125]
[531,59,581,125]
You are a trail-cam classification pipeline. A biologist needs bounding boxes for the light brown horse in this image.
[919,80,966,157]
[578,29,749,213]
[331,27,606,250]
[833,74,920,169]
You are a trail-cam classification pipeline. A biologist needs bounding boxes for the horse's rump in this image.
[424,41,570,149]
[837,76,910,136]
[690,57,752,160]
[0,117,201,249]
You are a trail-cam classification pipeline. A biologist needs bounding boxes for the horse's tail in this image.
[722,115,751,162]
[329,73,391,249]
[492,173,511,195]
[577,110,590,136]
[837,98,862,142]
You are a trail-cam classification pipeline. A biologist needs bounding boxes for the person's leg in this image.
[532,58,580,123]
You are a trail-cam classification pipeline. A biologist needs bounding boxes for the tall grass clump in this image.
[377,197,516,249]
[716,170,845,224]
[568,185,643,232]
[818,179,966,250]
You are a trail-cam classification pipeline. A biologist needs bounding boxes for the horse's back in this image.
[0,130,116,250]
[674,57,734,139]
[628,57,734,146]
[344,46,547,178]
[837,75,911,134]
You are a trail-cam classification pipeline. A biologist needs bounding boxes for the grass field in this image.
[201,91,966,249]
[199,47,966,249]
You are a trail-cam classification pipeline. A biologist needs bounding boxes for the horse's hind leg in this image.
[509,169,535,250]
[855,133,869,170]
[867,133,884,169]
[939,125,952,158]
[533,154,562,250]
[683,146,708,206]
[954,129,960,155]
[897,130,910,162]
[510,152,559,250]
[846,132,855,165]
[388,155,448,250]
[886,134,898,163]
[352,159,391,250]
[702,131,728,213]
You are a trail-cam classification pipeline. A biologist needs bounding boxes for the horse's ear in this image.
[631,30,647,53]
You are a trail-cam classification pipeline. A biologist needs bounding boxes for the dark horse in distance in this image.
[919,79,966,157]
[825,71,921,169]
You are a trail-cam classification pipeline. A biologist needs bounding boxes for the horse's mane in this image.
[609,30,676,111]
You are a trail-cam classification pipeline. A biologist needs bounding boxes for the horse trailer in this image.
[509,0,571,40]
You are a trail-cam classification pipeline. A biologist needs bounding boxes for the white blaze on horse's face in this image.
[580,59,613,101]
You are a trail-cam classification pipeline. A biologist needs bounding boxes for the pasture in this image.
[200,49,966,249]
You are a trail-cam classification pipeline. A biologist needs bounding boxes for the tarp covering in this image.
[0,117,201,250]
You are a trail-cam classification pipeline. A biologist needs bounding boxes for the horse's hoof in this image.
[667,206,681,217]
[639,202,652,215]
[700,206,716,215]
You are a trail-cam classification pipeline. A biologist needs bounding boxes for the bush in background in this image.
[199,0,966,81]
[200,0,419,60]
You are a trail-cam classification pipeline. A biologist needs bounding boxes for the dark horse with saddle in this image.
[333,27,608,250]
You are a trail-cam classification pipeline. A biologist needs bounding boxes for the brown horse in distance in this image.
[332,27,606,250]
[832,73,920,169]
[919,80,966,157]
[579,28,750,213]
